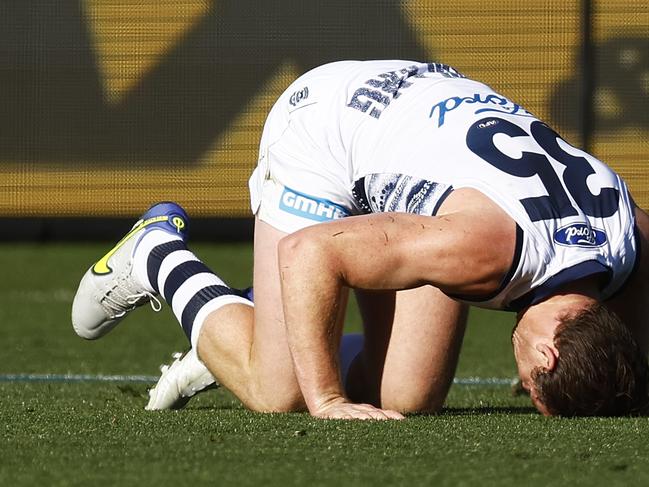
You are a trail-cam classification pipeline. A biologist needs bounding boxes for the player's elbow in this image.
[278,230,330,270]
[277,233,303,271]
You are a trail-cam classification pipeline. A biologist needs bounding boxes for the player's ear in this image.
[535,343,558,372]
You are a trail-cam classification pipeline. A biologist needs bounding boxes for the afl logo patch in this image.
[289,87,309,106]
[553,223,607,247]
[477,119,498,129]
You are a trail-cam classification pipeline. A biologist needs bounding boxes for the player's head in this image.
[514,302,649,416]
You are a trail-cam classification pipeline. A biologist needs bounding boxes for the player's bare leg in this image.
[72,202,307,412]
[196,218,306,412]
[347,286,468,413]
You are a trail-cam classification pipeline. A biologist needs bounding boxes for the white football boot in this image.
[71,202,188,340]
[146,348,218,410]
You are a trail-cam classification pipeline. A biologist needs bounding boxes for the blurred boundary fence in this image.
[0,0,646,240]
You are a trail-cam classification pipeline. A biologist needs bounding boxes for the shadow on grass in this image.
[438,406,539,416]
[185,399,539,416]
[187,402,245,411]
[187,404,540,415]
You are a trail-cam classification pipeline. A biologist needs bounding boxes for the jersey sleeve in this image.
[352,173,453,216]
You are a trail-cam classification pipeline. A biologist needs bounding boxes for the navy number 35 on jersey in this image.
[466,117,620,222]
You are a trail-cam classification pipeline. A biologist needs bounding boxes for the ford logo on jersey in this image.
[553,223,607,247]
[279,187,349,222]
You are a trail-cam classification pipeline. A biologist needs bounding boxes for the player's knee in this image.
[246,393,305,414]
[244,381,305,413]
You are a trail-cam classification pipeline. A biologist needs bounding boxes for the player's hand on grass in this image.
[312,396,405,420]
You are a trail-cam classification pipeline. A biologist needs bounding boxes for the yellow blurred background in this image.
[0,0,646,217]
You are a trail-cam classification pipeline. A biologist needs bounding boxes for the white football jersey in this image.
[257,60,638,310]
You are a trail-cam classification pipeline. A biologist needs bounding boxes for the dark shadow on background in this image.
[0,0,429,166]
[0,216,254,242]
[0,1,105,162]
[550,36,649,135]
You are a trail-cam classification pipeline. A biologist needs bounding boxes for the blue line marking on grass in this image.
[0,373,159,383]
[0,373,516,386]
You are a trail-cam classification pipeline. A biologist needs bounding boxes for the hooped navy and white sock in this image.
[133,230,252,347]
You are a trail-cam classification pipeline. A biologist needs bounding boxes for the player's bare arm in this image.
[278,188,517,419]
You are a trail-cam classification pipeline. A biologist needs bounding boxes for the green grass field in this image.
[2,242,649,486]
